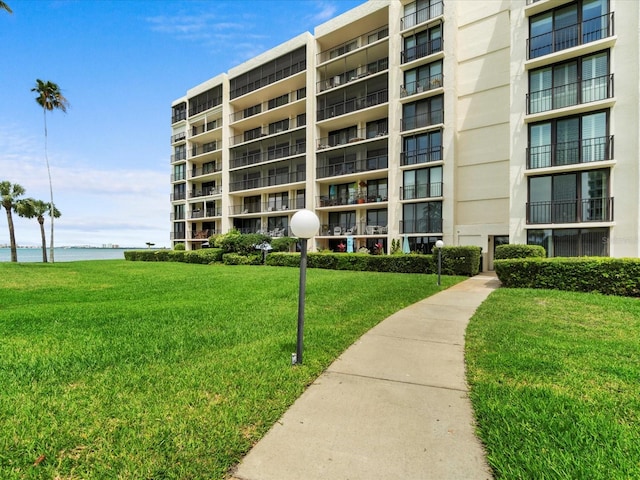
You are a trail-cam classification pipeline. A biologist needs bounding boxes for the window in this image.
[367,148,388,171]
[244,127,262,142]
[527,228,609,256]
[295,189,306,209]
[173,204,185,220]
[172,102,186,123]
[366,209,388,229]
[402,130,442,165]
[527,169,611,223]
[268,119,290,135]
[403,60,443,96]
[328,126,357,147]
[173,164,185,181]
[402,96,443,131]
[366,179,388,201]
[528,0,610,59]
[528,110,609,168]
[528,51,610,114]
[402,201,442,233]
[267,166,290,186]
[268,94,289,110]
[403,166,442,199]
[173,144,186,161]
[188,86,223,116]
[267,193,289,211]
[329,211,356,231]
[402,0,444,29]
[366,118,388,138]
[403,24,442,63]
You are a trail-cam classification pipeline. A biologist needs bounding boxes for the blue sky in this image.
[0,0,362,248]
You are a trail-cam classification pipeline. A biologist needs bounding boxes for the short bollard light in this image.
[435,239,444,286]
[289,209,320,365]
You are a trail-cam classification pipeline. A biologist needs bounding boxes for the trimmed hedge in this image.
[495,257,640,297]
[222,253,262,265]
[124,249,223,264]
[495,244,546,259]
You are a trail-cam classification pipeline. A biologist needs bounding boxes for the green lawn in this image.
[0,260,460,479]
[466,288,640,479]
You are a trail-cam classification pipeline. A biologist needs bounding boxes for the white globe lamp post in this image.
[290,209,320,365]
[435,239,444,286]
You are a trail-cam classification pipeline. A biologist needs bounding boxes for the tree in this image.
[16,198,61,263]
[0,181,25,263]
[0,2,12,14]
[32,79,69,263]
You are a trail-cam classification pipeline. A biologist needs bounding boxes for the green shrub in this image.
[173,243,185,251]
[495,257,640,297]
[124,248,223,264]
[270,236,297,252]
[266,252,435,274]
[222,253,262,265]
[217,232,271,255]
[495,244,546,259]
[434,246,482,276]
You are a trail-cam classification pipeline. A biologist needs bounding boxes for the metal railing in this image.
[191,119,221,137]
[527,135,613,169]
[170,192,186,201]
[401,110,444,131]
[171,132,186,144]
[170,151,187,163]
[317,25,389,64]
[317,89,388,121]
[316,58,388,93]
[316,154,388,179]
[190,208,221,219]
[171,172,186,182]
[230,89,306,123]
[401,0,444,30]
[317,193,388,208]
[401,73,443,97]
[229,171,306,192]
[230,59,306,99]
[188,187,222,199]
[527,12,614,59]
[189,163,222,178]
[527,74,613,114]
[527,197,614,224]
[401,37,443,64]
[188,97,222,117]
[401,146,443,165]
[400,218,442,234]
[190,141,220,158]
[230,117,306,146]
[230,144,306,169]
[317,127,387,150]
[401,182,443,200]
[189,229,216,240]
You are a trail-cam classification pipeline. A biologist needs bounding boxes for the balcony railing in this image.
[191,119,221,137]
[230,59,306,99]
[401,182,443,200]
[319,222,387,236]
[401,0,444,30]
[527,74,613,114]
[400,218,442,234]
[189,187,222,199]
[171,131,186,144]
[171,172,186,182]
[317,25,389,64]
[188,97,222,117]
[230,144,306,169]
[401,110,444,131]
[189,163,222,178]
[234,226,291,237]
[527,135,613,169]
[316,154,388,179]
[527,12,614,59]
[171,111,186,124]
[317,89,388,121]
[316,58,388,93]
[401,37,443,64]
[317,127,387,150]
[170,232,186,240]
[317,192,388,208]
[401,74,443,97]
[230,89,306,123]
[190,141,220,158]
[170,212,185,221]
[190,208,221,219]
[230,118,306,146]
[170,151,187,163]
[527,197,614,224]
[189,229,217,240]
[401,146,443,165]
[229,171,306,192]
[170,192,186,201]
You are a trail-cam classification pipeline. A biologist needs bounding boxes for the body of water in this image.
[0,247,136,263]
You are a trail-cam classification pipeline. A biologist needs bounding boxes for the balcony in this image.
[191,119,221,137]
[171,172,186,182]
[171,131,186,144]
[401,37,443,64]
[401,182,443,200]
[316,58,388,93]
[401,110,444,131]
[170,192,186,202]
[189,229,217,240]
[170,232,186,240]
[527,74,613,114]
[401,74,443,97]
[527,197,614,224]
[401,0,444,30]
[319,222,387,237]
[189,187,222,199]
[170,212,185,221]
[401,146,443,166]
[190,208,221,219]
[231,143,306,169]
[527,135,613,169]
[317,154,388,179]
[317,192,388,208]
[230,89,305,123]
[188,97,222,117]
[189,163,222,178]
[527,12,614,60]
[190,141,220,158]
[317,26,389,64]
[170,151,187,163]
[317,127,387,150]
[229,171,306,192]
[230,119,305,147]
[317,89,388,122]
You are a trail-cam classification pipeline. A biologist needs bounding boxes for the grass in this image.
[466,288,640,479]
[0,260,462,479]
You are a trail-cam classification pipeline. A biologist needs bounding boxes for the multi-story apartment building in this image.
[170,0,639,270]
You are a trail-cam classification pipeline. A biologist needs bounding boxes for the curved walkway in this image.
[231,273,500,480]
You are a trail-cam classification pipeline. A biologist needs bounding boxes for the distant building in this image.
[170,0,639,270]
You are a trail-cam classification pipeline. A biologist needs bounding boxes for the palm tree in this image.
[0,181,25,263]
[32,79,69,263]
[16,198,61,263]
[0,2,12,14]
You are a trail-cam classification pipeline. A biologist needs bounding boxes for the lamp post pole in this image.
[435,239,444,286]
[290,209,320,365]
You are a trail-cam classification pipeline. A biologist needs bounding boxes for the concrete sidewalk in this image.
[230,273,500,480]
